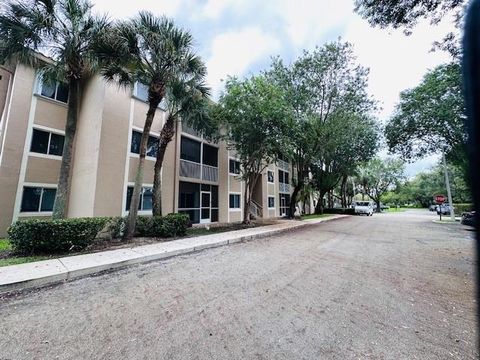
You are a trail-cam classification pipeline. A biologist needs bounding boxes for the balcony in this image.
[181,122,202,138]
[278,159,289,171]
[180,159,218,182]
[279,182,290,193]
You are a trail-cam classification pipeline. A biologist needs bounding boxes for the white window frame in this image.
[35,75,69,105]
[129,126,160,161]
[132,82,167,110]
[124,183,154,216]
[18,182,57,217]
[229,158,241,176]
[268,196,275,209]
[267,170,274,183]
[229,192,242,211]
[28,125,65,160]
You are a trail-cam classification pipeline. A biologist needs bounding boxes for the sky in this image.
[92,0,456,177]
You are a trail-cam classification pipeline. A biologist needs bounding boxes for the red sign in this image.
[434,194,446,204]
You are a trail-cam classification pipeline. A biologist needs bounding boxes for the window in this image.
[134,82,149,102]
[125,186,153,211]
[229,159,240,175]
[267,170,274,183]
[30,129,64,156]
[39,80,69,103]
[180,137,201,163]
[268,196,275,208]
[130,130,158,158]
[20,186,56,212]
[278,170,289,184]
[202,144,218,167]
[229,194,241,209]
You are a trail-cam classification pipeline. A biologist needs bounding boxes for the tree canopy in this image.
[267,41,380,215]
[357,157,405,212]
[216,74,291,223]
[385,63,467,176]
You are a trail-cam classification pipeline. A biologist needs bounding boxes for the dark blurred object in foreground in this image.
[462,0,480,350]
[461,211,477,227]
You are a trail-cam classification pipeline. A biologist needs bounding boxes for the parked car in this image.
[429,204,438,212]
[437,204,454,215]
[461,211,476,227]
[380,204,390,211]
[354,201,373,216]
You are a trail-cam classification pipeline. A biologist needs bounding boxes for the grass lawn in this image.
[385,207,409,212]
[0,238,51,267]
[301,213,333,220]
[0,238,12,252]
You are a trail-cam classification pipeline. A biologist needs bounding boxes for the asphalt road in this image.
[0,211,477,359]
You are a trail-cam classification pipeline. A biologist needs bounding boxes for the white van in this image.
[353,201,373,216]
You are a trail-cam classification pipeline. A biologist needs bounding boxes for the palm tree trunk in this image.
[152,114,176,216]
[52,80,81,219]
[124,102,159,240]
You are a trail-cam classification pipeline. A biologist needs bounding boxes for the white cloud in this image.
[275,0,353,48]
[343,15,453,121]
[206,27,281,97]
[92,0,182,19]
[200,0,236,19]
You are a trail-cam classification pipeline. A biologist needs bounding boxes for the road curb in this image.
[0,215,348,295]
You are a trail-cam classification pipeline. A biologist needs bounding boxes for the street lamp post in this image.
[442,149,455,221]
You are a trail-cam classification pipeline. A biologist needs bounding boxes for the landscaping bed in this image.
[0,219,279,267]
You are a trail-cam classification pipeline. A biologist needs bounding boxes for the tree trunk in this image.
[340,175,347,208]
[124,102,159,240]
[243,172,260,224]
[289,184,302,218]
[314,191,326,214]
[376,200,381,213]
[152,114,176,216]
[52,80,81,219]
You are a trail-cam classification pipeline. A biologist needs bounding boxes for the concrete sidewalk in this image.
[0,215,347,294]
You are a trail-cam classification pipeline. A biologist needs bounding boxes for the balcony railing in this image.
[181,122,202,138]
[202,164,218,182]
[180,159,201,179]
[278,159,289,171]
[180,159,218,182]
[279,182,290,193]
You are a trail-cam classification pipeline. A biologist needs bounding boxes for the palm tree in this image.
[0,0,109,218]
[152,76,211,216]
[97,12,208,239]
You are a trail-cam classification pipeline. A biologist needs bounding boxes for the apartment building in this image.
[0,61,294,237]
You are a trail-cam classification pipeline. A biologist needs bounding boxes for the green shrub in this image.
[105,217,126,239]
[454,203,475,214]
[8,217,109,255]
[135,213,189,238]
[162,213,189,237]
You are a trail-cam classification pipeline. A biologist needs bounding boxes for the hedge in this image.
[8,217,109,255]
[7,213,191,255]
[453,203,475,214]
[135,213,189,238]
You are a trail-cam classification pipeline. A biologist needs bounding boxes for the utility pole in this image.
[442,149,455,221]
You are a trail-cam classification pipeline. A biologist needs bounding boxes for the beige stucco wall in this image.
[24,157,61,184]
[93,83,131,217]
[217,141,229,223]
[0,64,35,236]
[34,97,67,130]
[132,100,164,133]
